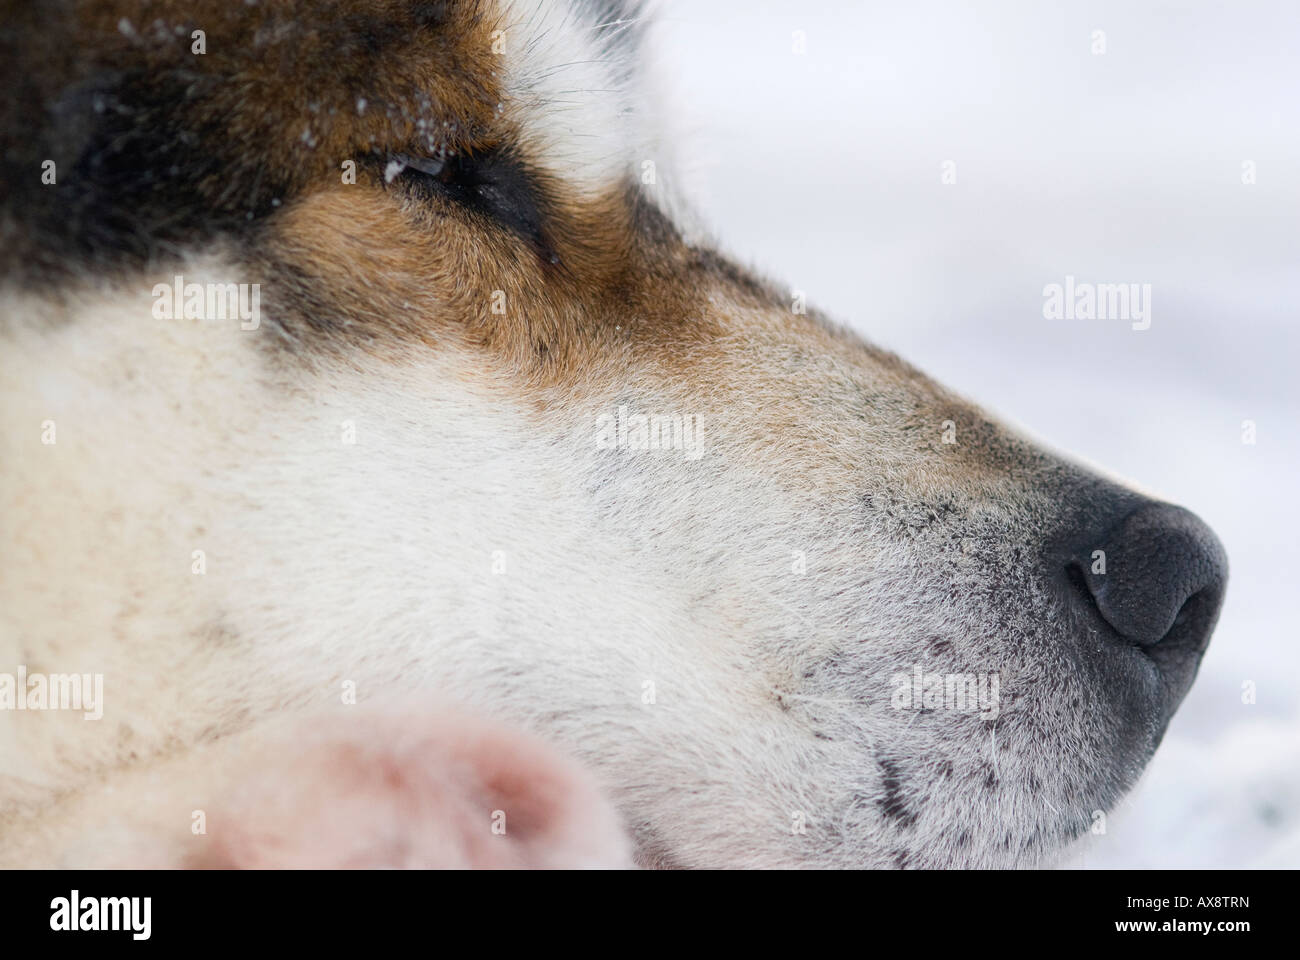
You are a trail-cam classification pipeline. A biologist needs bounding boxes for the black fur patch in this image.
[877,757,919,829]
[0,0,483,285]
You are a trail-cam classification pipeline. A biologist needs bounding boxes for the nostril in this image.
[1066,556,1166,648]
[1161,584,1221,648]
[1064,561,1093,609]
[1170,592,1199,632]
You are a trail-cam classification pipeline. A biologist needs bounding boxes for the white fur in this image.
[497,0,657,193]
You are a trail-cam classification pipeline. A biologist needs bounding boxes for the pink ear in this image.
[193,705,633,869]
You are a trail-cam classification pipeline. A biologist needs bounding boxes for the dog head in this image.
[0,0,1226,867]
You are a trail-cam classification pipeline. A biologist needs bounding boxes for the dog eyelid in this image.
[389,153,447,178]
[382,147,556,263]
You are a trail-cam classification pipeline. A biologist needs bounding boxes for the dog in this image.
[0,0,1227,868]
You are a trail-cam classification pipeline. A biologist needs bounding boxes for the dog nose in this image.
[1081,503,1228,647]
[1069,501,1227,704]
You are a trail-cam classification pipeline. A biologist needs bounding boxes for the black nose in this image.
[1068,501,1228,706]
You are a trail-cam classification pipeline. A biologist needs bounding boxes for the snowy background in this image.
[655,0,1299,867]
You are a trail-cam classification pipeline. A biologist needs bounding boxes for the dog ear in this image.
[188,705,634,869]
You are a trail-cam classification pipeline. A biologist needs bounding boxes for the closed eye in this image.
[385,147,557,263]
